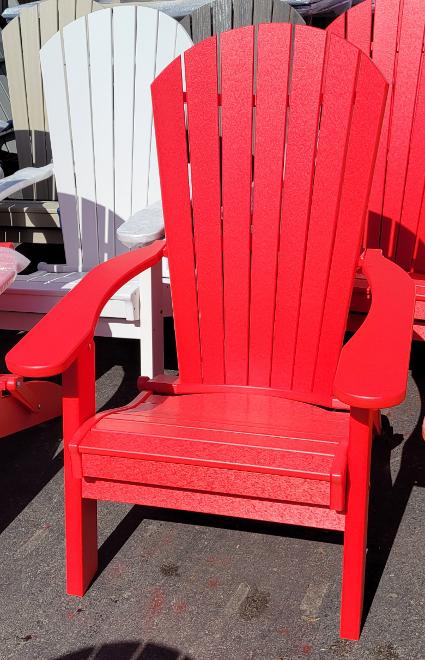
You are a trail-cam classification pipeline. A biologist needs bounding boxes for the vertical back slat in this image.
[58,0,76,29]
[314,54,388,393]
[88,8,115,263]
[186,37,224,383]
[271,28,326,390]
[396,50,425,272]
[212,0,232,34]
[253,0,273,24]
[152,57,202,381]
[380,0,425,259]
[346,0,372,56]
[191,4,212,43]
[63,16,99,270]
[131,7,159,214]
[271,0,290,23]
[112,5,137,254]
[292,36,360,394]
[220,26,254,384]
[39,0,59,201]
[147,11,179,207]
[364,0,399,247]
[20,5,49,200]
[233,0,253,28]
[40,32,81,268]
[2,18,33,192]
[248,23,291,386]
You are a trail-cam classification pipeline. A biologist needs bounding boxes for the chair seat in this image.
[75,392,350,513]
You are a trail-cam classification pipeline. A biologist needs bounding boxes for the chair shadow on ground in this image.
[55,641,193,660]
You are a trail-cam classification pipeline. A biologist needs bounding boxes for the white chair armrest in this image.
[0,163,54,201]
[117,200,165,248]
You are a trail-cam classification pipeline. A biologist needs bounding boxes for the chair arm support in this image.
[0,163,54,200]
[6,240,165,378]
[116,199,164,248]
[334,249,414,409]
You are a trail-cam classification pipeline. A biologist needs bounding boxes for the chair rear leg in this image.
[63,343,98,596]
[340,407,373,640]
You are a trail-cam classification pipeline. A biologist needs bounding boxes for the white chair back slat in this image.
[88,8,115,264]
[131,6,159,215]
[113,6,137,256]
[40,6,194,271]
[63,17,100,271]
[40,32,82,270]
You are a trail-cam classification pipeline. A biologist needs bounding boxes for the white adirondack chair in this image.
[0,5,193,376]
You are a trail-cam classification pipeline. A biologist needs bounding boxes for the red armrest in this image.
[334,249,414,409]
[6,241,165,378]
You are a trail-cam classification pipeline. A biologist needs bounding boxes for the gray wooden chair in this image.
[180,0,305,41]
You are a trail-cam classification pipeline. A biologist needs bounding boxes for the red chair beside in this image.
[6,25,414,640]
[328,0,425,337]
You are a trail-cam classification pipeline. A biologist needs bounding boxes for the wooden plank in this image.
[39,0,59,201]
[212,0,232,35]
[397,46,425,272]
[76,0,94,19]
[2,17,32,195]
[112,5,136,254]
[346,0,372,57]
[185,35,224,383]
[152,56,202,381]
[314,54,388,394]
[271,0,290,24]
[131,6,158,214]
[248,23,291,387]
[292,36,359,395]
[19,5,50,200]
[381,0,425,259]
[40,32,82,269]
[253,0,273,25]
[220,26,254,384]
[58,0,76,29]
[190,4,211,43]
[88,8,115,264]
[147,10,179,209]
[233,0,253,28]
[271,28,326,391]
[363,0,399,248]
[62,16,99,270]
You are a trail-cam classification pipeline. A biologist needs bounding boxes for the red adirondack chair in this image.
[5,25,415,640]
[0,243,61,437]
[328,0,425,338]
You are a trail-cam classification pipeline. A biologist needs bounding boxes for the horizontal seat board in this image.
[81,430,335,479]
[95,418,339,454]
[83,478,345,531]
[82,455,331,506]
[7,272,140,296]
[105,392,349,440]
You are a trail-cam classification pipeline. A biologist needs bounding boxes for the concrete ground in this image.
[0,329,424,660]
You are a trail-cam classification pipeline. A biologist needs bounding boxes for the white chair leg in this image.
[138,261,164,378]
